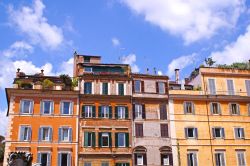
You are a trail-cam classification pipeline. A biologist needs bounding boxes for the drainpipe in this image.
[202,74,214,166]
[177,140,181,166]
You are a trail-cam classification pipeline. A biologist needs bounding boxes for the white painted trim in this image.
[91,81,95,94]
[124,82,127,95]
[116,83,118,95]
[108,83,111,95]
[100,82,103,95]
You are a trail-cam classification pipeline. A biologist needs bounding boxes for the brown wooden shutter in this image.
[160,104,167,120]
[161,124,168,137]
[135,124,143,137]
[143,153,147,165]
[141,81,145,92]
[156,82,159,93]
[132,80,135,93]
[134,154,138,165]
[165,82,168,94]
[142,104,146,119]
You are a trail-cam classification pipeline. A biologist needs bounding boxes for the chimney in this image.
[40,69,44,76]
[16,68,20,78]
[175,69,180,84]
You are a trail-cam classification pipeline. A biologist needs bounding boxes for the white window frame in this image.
[118,133,126,147]
[215,152,226,166]
[62,128,70,141]
[186,128,196,139]
[20,99,33,114]
[163,155,170,166]
[187,151,198,166]
[19,125,31,141]
[134,80,141,93]
[211,102,220,115]
[41,127,51,141]
[85,106,93,118]
[137,154,143,165]
[184,101,194,114]
[158,82,165,94]
[230,103,239,115]
[38,152,51,166]
[101,133,109,147]
[135,104,142,119]
[234,127,244,139]
[41,100,53,114]
[118,106,126,119]
[236,151,246,166]
[101,106,110,118]
[214,127,224,139]
[58,152,71,166]
[208,78,216,95]
[61,101,73,115]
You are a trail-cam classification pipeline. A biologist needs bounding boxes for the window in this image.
[84,57,90,63]
[117,133,125,147]
[227,79,235,95]
[84,132,95,147]
[208,78,216,95]
[184,102,194,114]
[134,104,143,119]
[41,100,53,114]
[187,152,198,166]
[59,127,72,142]
[161,154,170,166]
[101,162,109,166]
[161,124,168,137]
[135,80,141,92]
[117,106,126,119]
[160,104,167,120]
[58,153,71,166]
[84,82,92,94]
[84,162,91,166]
[116,163,129,166]
[118,83,124,95]
[85,67,92,72]
[99,106,111,118]
[82,105,95,118]
[99,132,111,147]
[102,83,108,95]
[212,127,225,139]
[234,128,245,139]
[37,152,51,166]
[158,82,165,94]
[210,103,221,115]
[230,103,240,115]
[137,154,143,165]
[245,80,250,96]
[19,126,31,141]
[215,152,225,166]
[237,151,246,166]
[135,124,143,137]
[20,100,33,114]
[60,101,73,115]
[185,128,198,139]
[39,127,52,141]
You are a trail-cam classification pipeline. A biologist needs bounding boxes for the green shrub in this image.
[42,79,54,89]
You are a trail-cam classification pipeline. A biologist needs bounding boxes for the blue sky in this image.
[0,0,250,135]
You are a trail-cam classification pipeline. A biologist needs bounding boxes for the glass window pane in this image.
[135,81,141,92]
[63,102,70,114]
[43,101,51,114]
[118,133,125,147]
[159,82,165,94]
[22,100,31,113]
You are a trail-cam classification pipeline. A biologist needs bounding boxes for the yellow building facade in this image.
[169,67,250,166]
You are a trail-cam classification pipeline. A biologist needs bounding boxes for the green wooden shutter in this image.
[109,106,112,119]
[92,132,96,147]
[125,107,129,119]
[108,132,112,147]
[98,106,102,118]
[99,132,102,147]
[115,133,118,147]
[115,106,118,119]
[125,133,129,147]
[92,106,96,118]
[82,105,85,118]
[84,132,88,147]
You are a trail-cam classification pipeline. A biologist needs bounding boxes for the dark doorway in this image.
[41,153,48,166]
[61,153,68,166]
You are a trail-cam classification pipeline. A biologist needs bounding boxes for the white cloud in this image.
[120,54,140,72]
[167,53,197,78]
[56,58,74,76]
[211,24,250,64]
[121,0,245,44]
[112,37,120,47]
[0,110,8,136]
[8,0,64,49]
[157,70,163,75]
[2,41,33,57]
[0,58,54,89]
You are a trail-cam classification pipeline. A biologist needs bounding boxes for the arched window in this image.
[159,146,173,166]
[134,146,147,166]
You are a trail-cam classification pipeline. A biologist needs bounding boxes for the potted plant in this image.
[42,79,54,90]
[13,80,21,88]
[60,74,72,90]
[72,77,79,90]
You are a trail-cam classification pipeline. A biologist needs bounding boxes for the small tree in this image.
[205,58,216,67]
